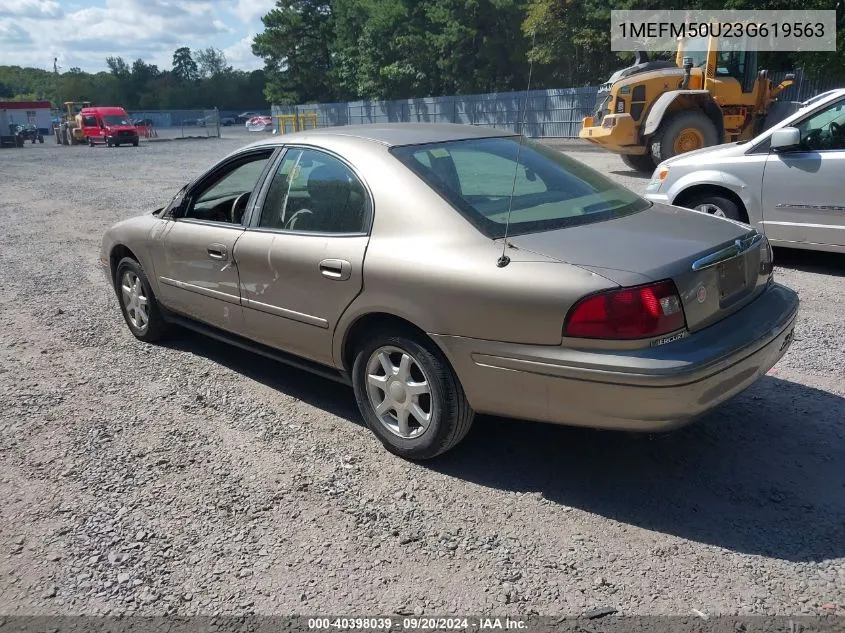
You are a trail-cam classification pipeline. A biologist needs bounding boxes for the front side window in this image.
[796,98,845,151]
[186,152,273,224]
[258,148,369,233]
[391,137,650,238]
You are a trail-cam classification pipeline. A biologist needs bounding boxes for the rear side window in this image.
[391,137,649,238]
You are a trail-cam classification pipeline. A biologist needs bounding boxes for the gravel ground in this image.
[0,133,843,618]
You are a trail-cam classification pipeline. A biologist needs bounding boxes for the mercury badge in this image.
[696,286,707,303]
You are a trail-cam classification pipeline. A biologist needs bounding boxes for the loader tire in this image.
[650,111,718,164]
[620,153,656,173]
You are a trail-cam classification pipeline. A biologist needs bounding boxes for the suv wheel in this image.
[352,333,474,460]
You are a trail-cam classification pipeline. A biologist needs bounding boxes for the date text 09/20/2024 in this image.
[307,617,528,630]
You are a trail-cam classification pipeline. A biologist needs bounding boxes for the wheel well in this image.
[699,101,725,144]
[657,99,724,143]
[341,312,432,372]
[674,185,749,223]
[109,245,139,283]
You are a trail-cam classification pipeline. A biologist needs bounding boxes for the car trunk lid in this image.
[507,203,771,332]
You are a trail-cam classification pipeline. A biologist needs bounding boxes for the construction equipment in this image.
[273,112,318,134]
[579,32,794,172]
[54,101,91,145]
[0,110,23,148]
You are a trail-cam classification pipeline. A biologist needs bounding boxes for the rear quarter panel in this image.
[324,138,618,365]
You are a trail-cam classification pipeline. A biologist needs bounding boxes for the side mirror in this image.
[770,127,801,152]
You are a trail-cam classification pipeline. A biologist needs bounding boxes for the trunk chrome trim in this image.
[242,298,329,329]
[159,276,241,305]
[691,232,762,272]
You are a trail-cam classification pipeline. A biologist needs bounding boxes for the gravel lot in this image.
[1,131,843,618]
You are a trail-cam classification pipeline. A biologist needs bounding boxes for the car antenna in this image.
[497,28,537,269]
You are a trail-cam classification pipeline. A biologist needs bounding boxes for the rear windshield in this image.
[391,137,650,239]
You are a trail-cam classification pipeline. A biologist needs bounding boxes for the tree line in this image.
[0,47,267,111]
[1,0,842,110]
[252,0,844,105]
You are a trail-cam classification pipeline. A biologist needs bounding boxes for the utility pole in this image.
[54,57,60,113]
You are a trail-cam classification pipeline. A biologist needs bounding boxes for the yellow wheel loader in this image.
[579,34,794,172]
[54,101,91,146]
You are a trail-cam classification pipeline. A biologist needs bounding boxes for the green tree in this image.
[252,0,334,104]
[171,47,199,82]
[196,47,231,78]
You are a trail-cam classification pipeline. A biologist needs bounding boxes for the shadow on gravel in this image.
[432,376,845,563]
[774,248,845,278]
[160,331,844,562]
[608,170,651,180]
[165,330,362,425]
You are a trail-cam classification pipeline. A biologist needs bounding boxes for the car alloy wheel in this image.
[120,270,149,333]
[694,202,727,217]
[352,332,474,459]
[365,345,433,439]
[114,257,168,342]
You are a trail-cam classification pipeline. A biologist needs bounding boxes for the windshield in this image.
[391,137,650,239]
[103,115,133,126]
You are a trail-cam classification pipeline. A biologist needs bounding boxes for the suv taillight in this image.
[564,280,686,340]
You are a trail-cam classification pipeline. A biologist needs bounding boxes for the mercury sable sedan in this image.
[100,124,799,459]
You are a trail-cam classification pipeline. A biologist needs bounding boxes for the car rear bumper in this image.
[431,282,799,431]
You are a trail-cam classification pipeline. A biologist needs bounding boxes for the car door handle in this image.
[319,259,351,281]
[207,243,228,260]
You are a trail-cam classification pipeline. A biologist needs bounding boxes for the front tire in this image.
[115,257,169,342]
[650,111,718,164]
[620,153,655,173]
[682,193,743,222]
[352,332,474,460]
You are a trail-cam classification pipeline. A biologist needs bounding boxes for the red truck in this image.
[79,106,139,147]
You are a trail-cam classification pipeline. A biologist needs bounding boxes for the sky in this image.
[0,0,277,73]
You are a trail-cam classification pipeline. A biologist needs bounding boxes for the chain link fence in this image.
[271,70,842,139]
[126,108,243,140]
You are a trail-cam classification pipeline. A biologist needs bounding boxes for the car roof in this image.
[82,107,129,115]
[252,123,517,148]
[801,89,844,106]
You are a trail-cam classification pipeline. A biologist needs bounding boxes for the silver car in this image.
[645,88,845,254]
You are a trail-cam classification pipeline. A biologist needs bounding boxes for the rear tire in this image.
[132,139,139,147]
[681,192,743,222]
[620,153,656,173]
[650,111,718,164]
[114,257,169,342]
[352,331,474,460]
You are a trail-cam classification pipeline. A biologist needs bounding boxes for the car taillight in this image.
[564,280,686,339]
